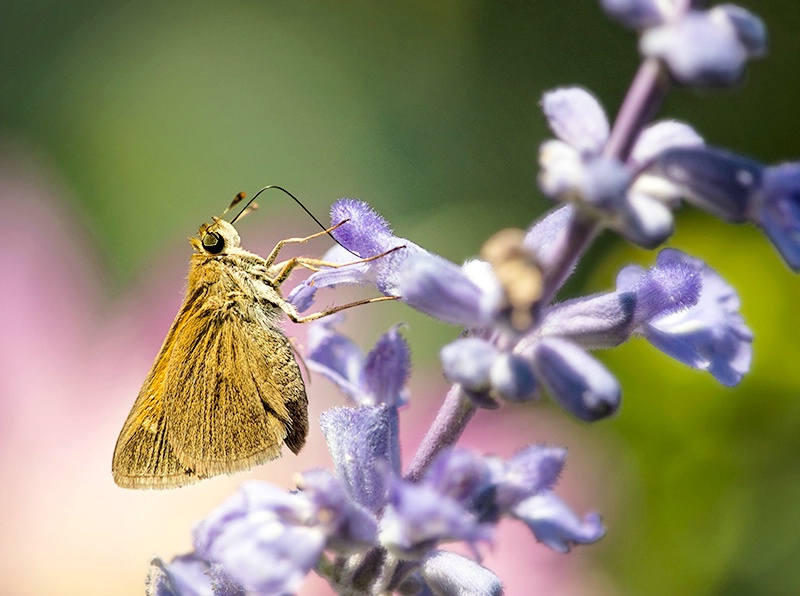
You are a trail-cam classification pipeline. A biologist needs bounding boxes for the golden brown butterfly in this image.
[112,191,396,489]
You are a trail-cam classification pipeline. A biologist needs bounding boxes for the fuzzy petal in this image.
[192,483,324,595]
[640,11,752,86]
[640,249,753,386]
[421,551,503,596]
[307,315,368,402]
[363,325,411,407]
[320,405,399,511]
[648,146,762,222]
[440,338,500,392]
[397,253,500,327]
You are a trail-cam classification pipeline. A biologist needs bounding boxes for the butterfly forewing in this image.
[112,298,202,488]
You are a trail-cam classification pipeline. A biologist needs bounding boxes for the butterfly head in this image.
[191,217,241,255]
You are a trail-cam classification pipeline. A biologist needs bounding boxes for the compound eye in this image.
[202,231,224,254]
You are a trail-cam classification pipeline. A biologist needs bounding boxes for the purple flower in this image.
[535,247,750,386]
[648,146,800,271]
[618,249,753,386]
[308,314,411,407]
[539,86,704,247]
[379,478,492,559]
[288,200,503,327]
[192,482,327,595]
[602,1,767,86]
[639,5,767,86]
[287,199,424,306]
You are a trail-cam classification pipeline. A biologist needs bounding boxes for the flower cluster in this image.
[149,1,800,594]
[151,323,603,595]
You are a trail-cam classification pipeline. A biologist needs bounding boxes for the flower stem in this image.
[404,384,477,483]
[539,209,599,305]
[604,58,670,161]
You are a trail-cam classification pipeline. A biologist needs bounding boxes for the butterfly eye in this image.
[202,232,224,254]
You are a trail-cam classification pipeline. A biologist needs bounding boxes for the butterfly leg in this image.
[270,245,405,286]
[262,219,351,267]
[278,294,400,324]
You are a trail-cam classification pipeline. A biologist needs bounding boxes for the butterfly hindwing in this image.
[162,292,308,477]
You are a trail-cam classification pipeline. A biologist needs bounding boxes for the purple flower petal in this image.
[192,482,325,595]
[757,163,800,271]
[541,87,610,154]
[330,198,398,259]
[397,252,500,327]
[523,204,576,267]
[422,449,496,516]
[629,120,704,170]
[307,314,368,402]
[440,337,500,391]
[379,479,491,559]
[530,338,621,421]
[421,551,502,596]
[638,249,753,386]
[622,249,703,326]
[495,446,567,511]
[613,191,675,248]
[207,564,247,596]
[320,405,399,511]
[363,325,411,407]
[640,11,752,86]
[513,492,605,553]
[489,353,538,403]
[536,291,635,349]
[648,146,762,222]
[296,468,378,554]
[714,4,767,57]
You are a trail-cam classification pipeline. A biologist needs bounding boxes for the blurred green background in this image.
[3,1,800,594]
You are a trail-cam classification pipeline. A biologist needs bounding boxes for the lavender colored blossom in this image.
[320,405,399,512]
[639,5,766,86]
[618,249,753,386]
[192,483,327,595]
[602,0,767,86]
[529,338,621,421]
[308,314,410,407]
[538,86,704,247]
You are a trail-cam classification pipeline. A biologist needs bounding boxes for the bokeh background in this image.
[2,1,800,594]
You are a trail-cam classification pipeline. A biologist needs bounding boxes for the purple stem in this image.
[604,58,670,162]
[404,384,477,483]
[539,210,599,306]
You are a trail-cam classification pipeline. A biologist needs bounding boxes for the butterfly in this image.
[112,190,397,489]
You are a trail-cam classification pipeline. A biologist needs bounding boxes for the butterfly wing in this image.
[162,292,308,478]
[112,289,203,489]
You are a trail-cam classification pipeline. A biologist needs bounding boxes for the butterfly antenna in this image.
[231,185,358,256]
